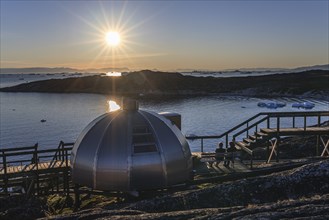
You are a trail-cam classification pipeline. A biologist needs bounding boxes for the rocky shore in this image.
[0,70,328,100]
[1,159,328,220]
[53,159,329,219]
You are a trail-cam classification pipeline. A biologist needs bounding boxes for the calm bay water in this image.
[1,91,328,152]
[1,74,328,152]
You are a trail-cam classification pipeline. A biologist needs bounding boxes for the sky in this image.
[1,1,328,71]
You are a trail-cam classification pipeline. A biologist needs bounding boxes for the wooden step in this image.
[235,141,253,155]
[249,135,268,144]
[234,144,241,150]
[260,127,329,136]
[236,141,249,149]
[243,138,255,144]
[255,132,268,137]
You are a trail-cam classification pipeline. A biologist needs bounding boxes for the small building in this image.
[70,99,192,191]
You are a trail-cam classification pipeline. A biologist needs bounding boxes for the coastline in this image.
[0,70,328,101]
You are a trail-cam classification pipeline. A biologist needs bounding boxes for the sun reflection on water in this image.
[106,72,122,77]
[108,100,121,112]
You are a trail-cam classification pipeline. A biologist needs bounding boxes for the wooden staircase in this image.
[235,125,329,156]
[187,111,329,167]
[235,131,269,154]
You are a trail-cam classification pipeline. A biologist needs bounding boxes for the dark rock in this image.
[46,160,329,219]
[0,195,46,220]
[123,160,329,212]
[45,194,329,219]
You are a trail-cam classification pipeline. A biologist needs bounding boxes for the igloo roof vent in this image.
[121,98,139,111]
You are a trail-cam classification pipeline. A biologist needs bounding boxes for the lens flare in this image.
[108,100,121,112]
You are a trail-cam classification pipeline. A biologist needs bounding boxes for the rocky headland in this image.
[1,70,328,100]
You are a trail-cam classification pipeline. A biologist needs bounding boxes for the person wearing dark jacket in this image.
[225,142,237,167]
[215,142,225,164]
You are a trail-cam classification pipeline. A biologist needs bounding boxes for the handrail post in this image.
[2,150,8,194]
[267,116,270,128]
[35,143,39,195]
[225,135,228,148]
[59,141,63,161]
[65,149,69,167]
[316,135,320,156]
[292,116,295,128]
[318,115,321,126]
[59,141,62,161]
[316,115,321,156]
[304,115,307,131]
[276,116,280,135]
[33,143,38,164]
[65,148,70,198]
[246,122,249,137]
[62,141,65,161]
[201,139,204,153]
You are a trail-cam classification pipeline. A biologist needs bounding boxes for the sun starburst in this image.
[64,1,162,70]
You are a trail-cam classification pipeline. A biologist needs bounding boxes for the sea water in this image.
[1,92,328,152]
[0,74,328,152]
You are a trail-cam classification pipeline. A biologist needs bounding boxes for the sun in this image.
[71,2,149,68]
[105,31,120,46]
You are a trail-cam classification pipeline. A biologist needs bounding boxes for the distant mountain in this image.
[0,67,130,74]
[234,64,329,72]
[1,64,327,74]
[292,64,329,71]
[177,64,329,73]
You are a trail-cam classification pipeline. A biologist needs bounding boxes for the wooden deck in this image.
[260,126,329,136]
[0,160,70,176]
[0,142,73,195]
[192,152,251,176]
[205,160,250,174]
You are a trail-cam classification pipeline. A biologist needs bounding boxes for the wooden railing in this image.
[0,141,74,194]
[49,141,74,168]
[186,111,329,152]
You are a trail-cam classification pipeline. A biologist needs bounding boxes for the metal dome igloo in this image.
[70,99,192,191]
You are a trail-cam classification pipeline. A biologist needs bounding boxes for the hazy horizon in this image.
[0,63,329,74]
[1,1,328,71]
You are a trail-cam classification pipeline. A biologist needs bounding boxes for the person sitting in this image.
[215,142,225,164]
[225,142,237,167]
